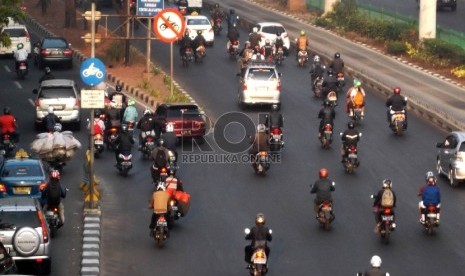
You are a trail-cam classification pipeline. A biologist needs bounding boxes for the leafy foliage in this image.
[0,0,25,47]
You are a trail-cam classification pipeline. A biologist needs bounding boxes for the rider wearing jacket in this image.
[418,171,441,224]
[43,106,61,132]
[244,213,272,268]
[87,109,105,136]
[346,79,366,117]
[310,168,335,217]
[160,123,178,161]
[122,99,138,125]
[192,30,207,59]
[210,3,224,22]
[330,52,344,75]
[261,39,274,60]
[115,124,134,165]
[179,30,193,57]
[226,9,238,31]
[341,122,361,163]
[42,170,66,228]
[0,107,19,143]
[248,27,261,49]
[322,67,338,97]
[385,87,408,128]
[309,55,325,86]
[39,67,55,83]
[274,32,288,56]
[227,23,240,51]
[265,104,283,130]
[318,101,335,138]
[137,108,156,149]
[150,139,171,183]
[13,43,28,72]
[373,179,397,231]
[296,30,309,60]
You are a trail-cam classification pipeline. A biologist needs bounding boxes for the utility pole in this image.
[89,1,96,209]
[125,0,131,66]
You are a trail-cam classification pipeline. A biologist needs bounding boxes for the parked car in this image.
[36,37,73,69]
[238,59,282,109]
[155,103,207,142]
[0,149,49,199]
[436,131,465,186]
[184,15,214,46]
[416,0,457,11]
[0,24,31,56]
[255,22,290,49]
[0,197,51,275]
[33,79,81,131]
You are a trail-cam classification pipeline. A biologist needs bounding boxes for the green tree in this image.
[0,0,25,47]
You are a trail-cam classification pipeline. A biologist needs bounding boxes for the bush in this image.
[451,65,465,78]
[386,41,407,55]
[105,41,125,62]
[422,38,465,64]
[314,17,332,28]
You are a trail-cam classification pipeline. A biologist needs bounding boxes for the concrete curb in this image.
[81,209,101,276]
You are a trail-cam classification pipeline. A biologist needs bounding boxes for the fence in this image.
[306,0,324,12]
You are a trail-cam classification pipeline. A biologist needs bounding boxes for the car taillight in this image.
[36,258,43,264]
[384,208,392,215]
[277,83,281,91]
[63,49,73,56]
[0,184,6,193]
[161,167,167,173]
[39,182,47,191]
[272,128,281,135]
[35,99,41,108]
[41,49,50,55]
[74,98,79,109]
[26,31,30,42]
[37,210,49,243]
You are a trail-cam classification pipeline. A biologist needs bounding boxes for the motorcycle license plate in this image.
[19,65,27,70]
[157,221,167,227]
[382,215,393,221]
[146,141,154,146]
[427,213,437,218]
[321,206,331,211]
[121,161,132,166]
[3,140,10,144]
[324,131,332,134]
[254,258,266,264]
[46,211,54,216]
[171,206,178,211]
[337,77,344,81]
[272,134,280,139]
[170,156,176,162]
[95,140,104,145]
[348,153,357,158]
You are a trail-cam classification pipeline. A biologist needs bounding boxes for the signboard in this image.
[137,0,163,17]
[153,9,186,43]
[81,89,105,109]
[80,58,106,87]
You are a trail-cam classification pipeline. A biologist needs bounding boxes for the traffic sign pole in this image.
[171,42,173,97]
[89,2,96,209]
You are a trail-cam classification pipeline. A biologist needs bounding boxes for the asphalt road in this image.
[357,0,465,33]
[93,4,465,276]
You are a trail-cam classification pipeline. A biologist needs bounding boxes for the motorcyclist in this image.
[240,41,253,59]
[87,109,105,136]
[104,99,122,128]
[265,104,283,131]
[165,170,184,195]
[150,138,171,183]
[385,87,408,129]
[296,30,309,60]
[340,121,361,163]
[238,53,251,78]
[330,52,344,75]
[160,123,178,161]
[192,30,207,60]
[244,213,272,269]
[109,84,127,111]
[114,124,134,166]
[309,55,325,88]
[372,179,397,233]
[0,107,19,143]
[122,99,138,127]
[226,23,240,52]
[322,67,339,97]
[310,168,335,219]
[346,79,366,117]
[249,124,270,160]
[41,170,66,228]
[13,42,28,73]
[274,32,288,57]
[179,30,193,57]
[137,108,156,150]
[418,171,441,225]
[148,184,170,233]
[317,100,335,138]
[248,27,261,49]
[226,9,239,31]
[43,106,61,132]
[261,39,274,61]
[358,255,391,276]
[210,3,224,24]
[39,67,55,83]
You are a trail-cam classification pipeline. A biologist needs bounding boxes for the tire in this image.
[73,121,81,131]
[448,168,459,187]
[13,227,41,257]
[436,158,442,175]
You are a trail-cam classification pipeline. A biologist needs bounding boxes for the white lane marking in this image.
[14,81,22,89]
[28,98,35,107]
[4,65,11,73]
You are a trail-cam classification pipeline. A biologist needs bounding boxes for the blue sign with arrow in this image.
[80,58,106,87]
[137,0,163,17]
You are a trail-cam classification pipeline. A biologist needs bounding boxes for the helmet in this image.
[323,100,330,107]
[44,67,51,74]
[128,99,135,106]
[17,43,24,50]
[197,30,202,35]
[110,99,117,108]
[271,104,278,111]
[184,30,190,37]
[230,9,235,14]
[426,171,436,185]
[348,121,355,129]
[257,124,266,133]
[319,168,328,179]
[143,108,152,116]
[370,255,382,268]
[53,123,62,132]
[214,3,219,8]
[393,87,401,95]
[115,84,122,92]
[48,106,54,114]
[94,109,101,117]
[327,67,334,76]
[255,213,265,225]
[166,123,174,133]
[353,79,361,88]
[265,39,270,45]
[334,52,340,59]
[382,179,392,189]
[253,27,258,33]
[157,138,164,147]
[276,32,281,37]
[50,170,60,180]
[313,55,320,63]
[3,107,10,115]
[300,30,305,36]
[121,124,128,132]
[245,41,251,46]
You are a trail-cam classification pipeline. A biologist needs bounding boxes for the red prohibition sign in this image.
[153,8,186,43]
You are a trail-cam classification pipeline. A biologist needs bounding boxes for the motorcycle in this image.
[154,166,169,183]
[253,151,270,176]
[105,125,120,151]
[313,75,324,98]
[297,50,308,67]
[389,104,407,136]
[45,206,61,238]
[152,214,169,248]
[317,200,334,230]
[16,61,28,79]
[212,17,223,35]
[127,121,135,137]
[116,152,133,176]
[371,195,396,243]
[245,229,270,276]
[336,72,345,92]
[350,106,363,126]
[195,45,206,63]
[268,127,283,152]
[228,40,239,60]
[182,47,194,67]
[2,134,15,158]
[340,133,361,174]
[319,123,333,149]
[93,133,104,158]
[167,198,181,228]
[141,135,156,160]
[275,47,284,66]
[33,42,41,67]
[422,204,439,235]
[327,91,338,108]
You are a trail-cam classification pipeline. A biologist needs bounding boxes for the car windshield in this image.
[39,87,75,98]
[167,108,201,118]
[3,28,27,37]
[247,68,277,80]
[261,26,285,35]
[0,211,39,228]
[42,39,67,48]
[187,18,210,25]
[1,164,43,177]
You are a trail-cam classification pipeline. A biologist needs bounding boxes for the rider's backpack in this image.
[140,117,153,132]
[47,180,61,206]
[154,149,167,168]
[353,89,364,107]
[381,189,394,208]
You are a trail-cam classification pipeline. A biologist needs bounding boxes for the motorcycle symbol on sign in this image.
[159,16,180,31]
[83,63,104,79]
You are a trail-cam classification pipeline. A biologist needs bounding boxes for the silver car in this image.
[436,131,465,186]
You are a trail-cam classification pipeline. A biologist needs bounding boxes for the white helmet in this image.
[253,27,258,33]
[48,106,54,114]
[370,255,382,268]
[110,100,117,108]
[166,123,174,133]
[257,124,266,133]
[313,55,320,63]
[143,108,152,116]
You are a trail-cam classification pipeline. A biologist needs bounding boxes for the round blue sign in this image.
[80,58,107,86]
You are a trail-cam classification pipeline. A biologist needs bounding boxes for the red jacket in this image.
[0,115,16,134]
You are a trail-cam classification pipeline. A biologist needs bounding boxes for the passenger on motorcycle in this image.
[249,124,270,161]
[346,79,366,117]
[114,124,134,165]
[240,41,253,58]
[274,32,288,56]
[41,170,66,228]
[39,67,55,83]
[150,139,171,183]
[310,168,335,218]
[87,109,105,136]
[137,108,156,150]
[385,87,408,129]
[238,53,252,78]
[322,67,338,97]
[372,179,397,232]
[340,122,361,163]
[192,30,207,60]
[330,52,344,75]
[104,99,122,129]
[248,27,261,49]
[418,171,441,224]
[43,106,61,132]
[160,123,177,160]
[109,84,127,111]
[309,55,325,85]
[226,23,240,51]
[244,213,272,269]
[317,100,335,138]
[13,43,28,72]
[261,39,274,61]
[296,30,309,60]
[179,30,193,57]
[122,99,138,125]
[359,255,391,276]
[0,107,19,143]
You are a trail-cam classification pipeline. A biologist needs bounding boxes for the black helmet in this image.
[323,100,330,107]
[348,121,355,129]
[334,52,340,59]
[94,109,101,117]
[197,30,202,35]
[44,67,51,74]
[157,138,164,147]
[115,84,122,92]
[276,31,281,36]
[230,9,235,14]
[121,124,128,132]
[327,67,334,76]
[3,107,10,115]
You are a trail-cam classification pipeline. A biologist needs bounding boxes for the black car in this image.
[37,37,73,69]
[155,103,207,140]
[416,0,457,11]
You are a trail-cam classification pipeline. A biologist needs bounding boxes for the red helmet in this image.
[393,87,401,95]
[50,170,60,180]
[319,168,328,179]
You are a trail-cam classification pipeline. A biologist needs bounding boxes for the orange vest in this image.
[297,37,308,51]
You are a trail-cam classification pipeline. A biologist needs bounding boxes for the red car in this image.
[155,103,207,141]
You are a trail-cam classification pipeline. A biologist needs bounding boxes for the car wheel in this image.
[13,227,41,257]
[436,158,442,175]
[448,168,459,187]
